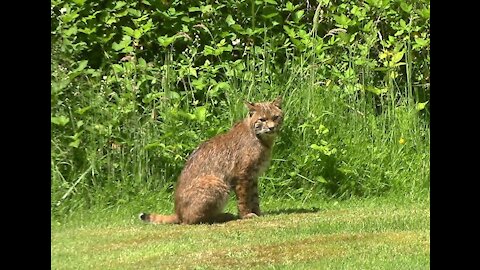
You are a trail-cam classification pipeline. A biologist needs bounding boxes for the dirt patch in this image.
[127,230,428,269]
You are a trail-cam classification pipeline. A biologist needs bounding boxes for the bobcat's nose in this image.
[266,126,275,133]
[266,121,276,132]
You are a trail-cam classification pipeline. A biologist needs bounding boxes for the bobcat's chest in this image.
[247,147,272,179]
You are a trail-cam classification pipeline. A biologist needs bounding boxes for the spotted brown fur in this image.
[140,97,283,224]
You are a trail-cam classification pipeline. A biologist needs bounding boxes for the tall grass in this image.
[51,37,429,218]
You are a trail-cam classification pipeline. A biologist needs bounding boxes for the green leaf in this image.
[69,60,89,79]
[181,16,195,23]
[105,16,117,25]
[138,57,147,67]
[142,92,163,103]
[112,42,124,51]
[311,143,335,156]
[51,79,71,95]
[391,50,405,64]
[134,29,142,39]
[165,91,180,100]
[318,124,329,134]
[394,29,404,37]
[338,32,351,43]
[78,27,96,35]
[209,82,230,96]
[167,7,179,16]
[226,15,235,26]
[261,6,279,19]
[112,64,123,73]
[71,0,86,6]
[75,106,91,115]
[200,5,213,14]
[76,120,84,128]
[400,2,412,13]
[418,7,430,19]
[203,45,215,56]
[285,1,295,11]
[76,60,88,72]
[363,20,373,32]
[157,35,177,47]
[122,26,135,36]
[416,101,429,111]
[188,67,197,77]
[69,139,81,148]
[64,26,77,36]
[144,142,166,150]
[231,24,244,32]
[142,20,154,32]
[99,32,115,43]
[310,144,322,151]
[127,8,141,17]
[115,9,129,17]
[283,25,296,38]
[316,176,328,184]
[113,1,126,10]
[293,10,304,22]
[194,106,207,122]
[192,78,207,90]
[365,0,382,8]
[112,35,132,51]
[414,37,429,49]
[51,116,70,126]
[333,14,352,28]
[62,12,79,23]
[338,167,354,175]
[365,86,388,95]
[188,7,201,12]
[264,0,277,4]
[176,110,196,120]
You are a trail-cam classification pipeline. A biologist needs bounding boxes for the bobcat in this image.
[140,97,283,224]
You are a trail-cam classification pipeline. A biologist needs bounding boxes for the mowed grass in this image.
[51,196,429,269]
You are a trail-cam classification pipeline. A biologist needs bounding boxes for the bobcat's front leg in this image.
[235,177,261,219]
[250,178,261,216]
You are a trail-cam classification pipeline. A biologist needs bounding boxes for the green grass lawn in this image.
[51,196,429,269]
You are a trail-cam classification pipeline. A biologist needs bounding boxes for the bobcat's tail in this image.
[139,212,180,224]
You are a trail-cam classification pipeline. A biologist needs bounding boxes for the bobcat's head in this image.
[245,96,283,140]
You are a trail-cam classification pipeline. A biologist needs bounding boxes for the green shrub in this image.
[51,0,430,214]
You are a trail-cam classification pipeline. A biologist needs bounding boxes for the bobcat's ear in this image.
[244,100,256,116]
[272,96,282,109]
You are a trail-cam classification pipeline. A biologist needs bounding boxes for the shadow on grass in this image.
[158,208,324,225]
[264,207,322,216]
[210,208,323,224]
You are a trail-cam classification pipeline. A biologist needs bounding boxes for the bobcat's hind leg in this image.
[177,175,230,224]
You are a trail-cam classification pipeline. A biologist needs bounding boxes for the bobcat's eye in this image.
[259,117,266,122]
[272,115,280,121]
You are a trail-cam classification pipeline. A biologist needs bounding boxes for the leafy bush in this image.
[51,0,430,214]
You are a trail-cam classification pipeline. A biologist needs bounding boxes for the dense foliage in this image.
[51,0,430,214]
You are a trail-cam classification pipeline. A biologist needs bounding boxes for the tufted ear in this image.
[244,100,256,116]
[272,96,282,109]
[244,100,256,110]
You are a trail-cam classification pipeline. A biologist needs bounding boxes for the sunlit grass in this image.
[52,196,429,269]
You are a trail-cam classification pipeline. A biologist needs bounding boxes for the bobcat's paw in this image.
[242,213,258,219]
